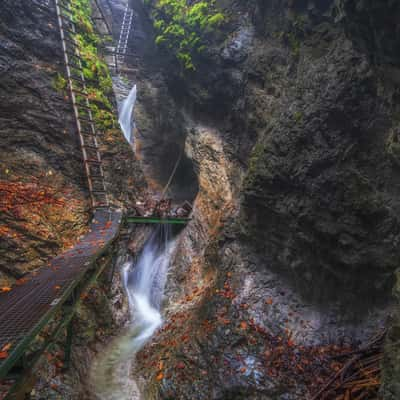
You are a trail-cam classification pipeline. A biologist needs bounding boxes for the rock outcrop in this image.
[130,0,400,398]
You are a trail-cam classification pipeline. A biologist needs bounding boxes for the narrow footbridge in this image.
[0,210,121,395]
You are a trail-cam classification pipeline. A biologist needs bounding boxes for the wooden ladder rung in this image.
[80,131,95,137]
[79,116,94,124]
[70,76,86,85]
[76,104,92,111]
[60,13,75,24]
[70,75,93,85]
[66,62,83,71]
[62,27,79,37]
[72,89,89,97]
[85,159,102,165]
[63,37,78,48]
[65,51,85,62]
[83,144,99,150]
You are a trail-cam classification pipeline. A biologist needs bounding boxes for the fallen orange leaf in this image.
[1,343,12,352]
[156,372,164,381]
[1,287,11,293]
[0,351,8,359]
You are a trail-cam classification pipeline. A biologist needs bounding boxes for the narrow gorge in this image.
[0,0,400,399]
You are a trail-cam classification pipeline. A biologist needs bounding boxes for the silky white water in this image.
[118,84,137,144]
[91,226,175,400]
[123,226,174,349]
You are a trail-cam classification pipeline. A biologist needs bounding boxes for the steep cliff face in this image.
[242,0,400,308]
[131,0,400,398]
[0,0,87,285]
[0,0,142,287]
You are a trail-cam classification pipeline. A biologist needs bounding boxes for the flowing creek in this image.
[91,226,176,399]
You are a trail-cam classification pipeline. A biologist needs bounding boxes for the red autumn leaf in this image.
[0,351,9,359]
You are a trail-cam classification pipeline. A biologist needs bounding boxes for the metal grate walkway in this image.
[55,0,109,209]
[0,209,122,380]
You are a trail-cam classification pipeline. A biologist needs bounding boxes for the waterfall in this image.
[122,225,174,349]
[91,225,175,400]
[118,84,137,144]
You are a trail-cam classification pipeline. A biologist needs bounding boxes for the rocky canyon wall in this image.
[131,0,400,398]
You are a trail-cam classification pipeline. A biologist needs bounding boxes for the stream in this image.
[91,226,176,399]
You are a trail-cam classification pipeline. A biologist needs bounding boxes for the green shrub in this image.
[148,0,225,71]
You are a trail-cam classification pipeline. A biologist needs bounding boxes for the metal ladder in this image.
[55,0,109,209]
[116,4,134,66]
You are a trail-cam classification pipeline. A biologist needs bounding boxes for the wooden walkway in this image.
[0,209,122,382]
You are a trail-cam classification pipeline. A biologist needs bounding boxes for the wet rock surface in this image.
[0,0,88,285]
[130,0,400,398]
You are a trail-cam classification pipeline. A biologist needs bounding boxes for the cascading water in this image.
[91,226,176,400]
[123,225,174,349]
[118,83,137,144]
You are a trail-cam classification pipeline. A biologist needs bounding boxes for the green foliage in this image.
[53,73,67,93]
[68,0,116,130]
[149,0,225,71]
